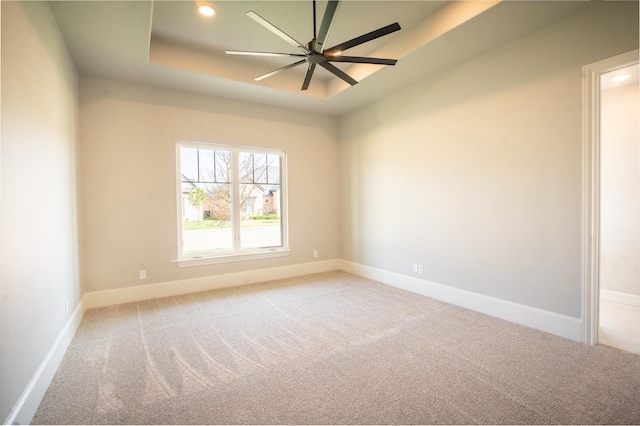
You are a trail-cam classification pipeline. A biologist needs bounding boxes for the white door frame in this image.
[582,49,639,345]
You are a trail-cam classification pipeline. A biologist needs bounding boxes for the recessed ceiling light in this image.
[197,3,215,17]
[611,74,632,82]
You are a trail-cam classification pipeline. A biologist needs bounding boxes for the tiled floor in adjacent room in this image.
[599,299,640,355]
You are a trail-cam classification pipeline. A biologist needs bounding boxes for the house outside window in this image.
[176,141,289,266]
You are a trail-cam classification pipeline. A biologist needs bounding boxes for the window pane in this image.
[181,147,199,182]
[239,152,253,184]
[240,183,282,249]
[182,183,232,254]
[254,154,267,184]
[180,143,234,256]
[266,154,280,184]
[215,151,231,183]
[198,149,216,183]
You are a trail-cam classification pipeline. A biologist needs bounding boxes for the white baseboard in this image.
[601,289,640,307]
[85,259,341,309]
[9,258,584,425]
[340,260,583,342]
[5,297,86,425]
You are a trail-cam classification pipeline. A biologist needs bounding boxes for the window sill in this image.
[172,249,291,267]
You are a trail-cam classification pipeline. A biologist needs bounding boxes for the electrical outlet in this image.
[418,264,424,274]
[413,263,418,273]
[313,250,318,258]
[139,270,147,280]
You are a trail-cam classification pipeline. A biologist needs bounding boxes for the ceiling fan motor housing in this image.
[307,53,327,64]
[225,1,400,90]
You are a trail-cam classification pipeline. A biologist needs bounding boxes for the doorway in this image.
[598,63,640,353]
[583,49,640,351]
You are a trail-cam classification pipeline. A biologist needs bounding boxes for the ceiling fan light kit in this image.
[225,0,401,91]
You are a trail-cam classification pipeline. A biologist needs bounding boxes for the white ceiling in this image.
[49,0,592,116]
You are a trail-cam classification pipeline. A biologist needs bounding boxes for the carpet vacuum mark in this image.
[32,271,640,424]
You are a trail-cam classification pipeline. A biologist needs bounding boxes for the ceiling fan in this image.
[225,0,401,90]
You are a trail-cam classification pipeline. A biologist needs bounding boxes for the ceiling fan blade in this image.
[246,11,311,53]
[324,22,401,55]
[301,63,317,91]
[318,61,357,86]
[327,55,397,66]
[226,50,306,58]
[314,1,340,53]
[254,59,307,81]
[312,0,317,40]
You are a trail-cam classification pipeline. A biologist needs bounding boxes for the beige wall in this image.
[339,1,639,318]
[79,77,340,292]
[601,81,640,297]
[0,1,80,422]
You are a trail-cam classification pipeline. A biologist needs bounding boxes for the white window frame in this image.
[173,140,290,267]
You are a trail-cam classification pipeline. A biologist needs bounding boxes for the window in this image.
[176,141,289,266]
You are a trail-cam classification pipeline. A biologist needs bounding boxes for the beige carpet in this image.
[33,271,640,424]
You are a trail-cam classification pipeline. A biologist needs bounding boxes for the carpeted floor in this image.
[33,271,640,424]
